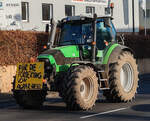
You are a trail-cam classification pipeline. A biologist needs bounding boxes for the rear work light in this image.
[110,3,114,9]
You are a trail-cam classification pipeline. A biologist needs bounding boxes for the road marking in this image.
[80,107,128,119]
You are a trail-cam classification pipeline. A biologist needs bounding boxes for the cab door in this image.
[96,19,113,62]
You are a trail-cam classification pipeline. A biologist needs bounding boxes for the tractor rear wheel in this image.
[103,51,139,102]
[13,90,47,109]
[62,65,98,110]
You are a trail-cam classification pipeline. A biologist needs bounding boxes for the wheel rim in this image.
[80,77,94,102]
[120,63,134,92]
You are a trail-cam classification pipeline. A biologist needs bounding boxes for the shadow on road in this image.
[132,104,150,112]
[96,113,150,121]
[42,105,66,111]
[138,74,150,94]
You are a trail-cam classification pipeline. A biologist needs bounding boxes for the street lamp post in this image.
[140,0,147,36]
[145,3,147,36]
[132,0,135,33]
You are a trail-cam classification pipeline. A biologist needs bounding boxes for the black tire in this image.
[55,72,67,97]
[13,90,47,109]
[62,65,98,110]
[103,51,139,102]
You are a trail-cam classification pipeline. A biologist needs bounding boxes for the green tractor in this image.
[12,14,139,110]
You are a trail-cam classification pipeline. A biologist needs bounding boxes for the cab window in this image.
[96,21,112,50]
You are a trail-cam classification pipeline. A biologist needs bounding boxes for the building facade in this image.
[139,0,150,30]
[20,0,139,32]
[0,0,140,32]
[0,0,22,30]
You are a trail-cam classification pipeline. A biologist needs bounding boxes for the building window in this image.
[42,3,53,21]
[105,7,111,15]
[86,6,95,14]
[123,0,129,25]
[145,9,150,18]
[65,5,75,16]
[21,2,29,21]
[0,2,2,8]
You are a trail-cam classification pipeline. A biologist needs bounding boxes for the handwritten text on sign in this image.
[15,62,44,90]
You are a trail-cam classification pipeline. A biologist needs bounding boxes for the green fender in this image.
[103,44,134,65]
[103,44,119,64]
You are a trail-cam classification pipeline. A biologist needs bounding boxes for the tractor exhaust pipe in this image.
[91,14,97,62]
[48,19,57,49]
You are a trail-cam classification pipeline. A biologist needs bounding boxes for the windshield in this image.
[59,22,93,46]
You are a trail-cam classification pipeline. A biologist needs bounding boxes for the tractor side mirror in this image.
[117,34,125,45]
[45,18,56,33]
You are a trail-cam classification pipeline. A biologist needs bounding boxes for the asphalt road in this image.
[0,77,150,121]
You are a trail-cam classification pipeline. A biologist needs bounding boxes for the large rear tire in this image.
[103,51,139,102]
[62,65,98,110]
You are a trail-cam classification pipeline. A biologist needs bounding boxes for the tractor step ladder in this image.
[98,70,110,90]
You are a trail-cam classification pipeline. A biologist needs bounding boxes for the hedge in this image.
[124,34,150,59]
[0,31,149,66]
[0,31,48,66]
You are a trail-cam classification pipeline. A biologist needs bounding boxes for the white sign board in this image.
[72,0,108,5]
[0,0,22,30]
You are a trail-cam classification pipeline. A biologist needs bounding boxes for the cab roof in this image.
[61,14,113,23]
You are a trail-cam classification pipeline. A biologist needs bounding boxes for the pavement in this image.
[0,75,149,121]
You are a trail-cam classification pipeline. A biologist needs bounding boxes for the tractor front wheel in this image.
[62,65,98,110]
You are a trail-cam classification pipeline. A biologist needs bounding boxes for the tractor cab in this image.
[45,15,117,62]
[51,15,116,50]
